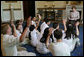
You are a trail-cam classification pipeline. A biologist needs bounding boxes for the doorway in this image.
[23,1,35,20]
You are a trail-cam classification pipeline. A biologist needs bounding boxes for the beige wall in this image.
[1,1,21,9]
[35,1,66,8]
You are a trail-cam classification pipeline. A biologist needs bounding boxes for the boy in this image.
[46,29,71,56]
[1,18,35,56]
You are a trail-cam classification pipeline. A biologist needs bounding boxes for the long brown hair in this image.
[72,6,76,9]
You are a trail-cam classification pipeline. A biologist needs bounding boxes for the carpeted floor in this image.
[71,26,83,56]
[22,22,83,56]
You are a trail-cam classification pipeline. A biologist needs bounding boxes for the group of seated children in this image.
[1,14,80,56]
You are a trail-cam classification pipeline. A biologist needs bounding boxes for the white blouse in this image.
[16,30,21,38]
[48,42,71,56]
[3,34,20,56]
[36,41,50,54]
[69,11,80,21]
[30,29,39,47]
[62,30,79,52]
[40,22,49,35]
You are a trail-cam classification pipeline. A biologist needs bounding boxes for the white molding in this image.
[21,1,24,20]
[1,1,24,22]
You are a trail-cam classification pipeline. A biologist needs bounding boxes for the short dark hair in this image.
[53,23,59,29]
[16,24,21,29]
[72,6,76,9]
[16,20,20,24]
[29,25,35,31]
[54,29,62,40]
[31,17,35,20]
[44,18,50,24]
[40,28,49,43]
[29,25,35,40]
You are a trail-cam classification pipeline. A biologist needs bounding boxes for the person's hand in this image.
[36,21,39,27]
[38,14,41,19]
[27,16,31,27]
[37,14,41,21]
[10,20,15,27]
[11,23,15,27]
[63,19,67,25]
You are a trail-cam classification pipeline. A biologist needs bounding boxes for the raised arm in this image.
[11,20,17,37]
[37,14,41,22]
[35,21,39,30]
[20,17,31,42]
[46,34,51,47]
[46,28,53,47]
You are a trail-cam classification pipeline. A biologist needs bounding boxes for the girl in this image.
[52,23,60,43]
[16,24,22,37]
[16,24,28,45]
[40,18,51,36]
[46,29,71,56]
[29,25,39,47]
[62,19,80,52]
[16,19,23,33]
[29,19,40,47]
[36,27,53,54]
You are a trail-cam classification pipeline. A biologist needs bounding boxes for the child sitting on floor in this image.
[1,18,36,56]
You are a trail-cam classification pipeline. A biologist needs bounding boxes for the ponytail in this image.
[29,32,31,40]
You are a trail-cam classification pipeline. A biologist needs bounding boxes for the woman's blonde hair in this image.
[1,24,9,34]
